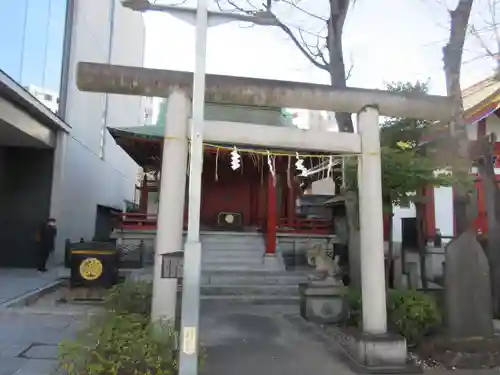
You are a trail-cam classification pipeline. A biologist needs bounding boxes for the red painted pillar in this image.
[139,174,149,213]
[286,181,296,226]
[266,172,277,254]
[424,187,436,239]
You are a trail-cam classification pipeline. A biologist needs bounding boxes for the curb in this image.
[0,280,64,309]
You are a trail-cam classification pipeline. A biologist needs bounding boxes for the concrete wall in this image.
[57,0,145,258]
[0,146,54,267]
[392,205,416,244]
[106,0,145,130]
[434,186,454,239]
[486,115,500,138]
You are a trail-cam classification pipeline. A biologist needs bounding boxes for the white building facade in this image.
[55,0,145,254]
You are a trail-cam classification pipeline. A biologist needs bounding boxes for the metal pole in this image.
[179,0,208,373]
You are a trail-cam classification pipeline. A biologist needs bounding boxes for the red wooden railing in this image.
[117,212,158,230]
[117,213,332,235]
[277,218,332,235]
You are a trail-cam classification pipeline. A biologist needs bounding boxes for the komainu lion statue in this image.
[306,241,343,285]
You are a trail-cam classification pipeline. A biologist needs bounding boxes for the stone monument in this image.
[445,231,494,338]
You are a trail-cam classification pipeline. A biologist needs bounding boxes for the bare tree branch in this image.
[273,17,329,71]
[472,0,500,74]
[345,60,354,80]
[470,25,497,58]
[213,0,355,132]
[278,0,328,22]
[214,0,330,70]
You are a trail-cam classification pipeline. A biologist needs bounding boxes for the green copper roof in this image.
[109,102,295,168]
[109,101,288,141]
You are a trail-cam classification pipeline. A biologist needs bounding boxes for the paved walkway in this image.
[0,310,85,375]
[1,269,499,375]
[0,268,60,306]
[199,301,354,375]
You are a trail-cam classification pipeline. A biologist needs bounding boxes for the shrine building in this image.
[110,102,339,256]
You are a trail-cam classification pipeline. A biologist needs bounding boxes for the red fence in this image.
[116,213,332,235]
[117,213,158,230]
[277,218,331,234]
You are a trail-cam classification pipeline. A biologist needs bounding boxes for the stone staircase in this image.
[199,232,308,304]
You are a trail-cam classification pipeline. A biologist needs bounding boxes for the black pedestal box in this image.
[69,241,119,288]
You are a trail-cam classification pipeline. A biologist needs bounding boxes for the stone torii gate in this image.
[77,61,453,370]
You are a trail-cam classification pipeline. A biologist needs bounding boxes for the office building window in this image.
[0,0,67,113]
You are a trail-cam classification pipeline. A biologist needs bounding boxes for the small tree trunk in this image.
[327,0,354,134]
[442,0,474,235]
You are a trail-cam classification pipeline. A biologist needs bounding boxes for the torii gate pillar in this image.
[357,106,388,334]
[151,90,190,322]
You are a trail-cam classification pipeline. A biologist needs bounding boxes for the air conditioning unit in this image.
[217,212,243,230]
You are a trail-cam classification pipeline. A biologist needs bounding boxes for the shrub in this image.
[104,279,153,316]
[387,289,442,344]
[59,313,178,375]
[345,288,442,344]
[345,288,362,327]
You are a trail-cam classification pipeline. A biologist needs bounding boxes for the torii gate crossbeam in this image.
[77,62,453,122]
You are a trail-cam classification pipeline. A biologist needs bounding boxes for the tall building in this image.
[0,0,145,267]
[143,97,155,126]
[290,109,338,131]
[24,85,59,114]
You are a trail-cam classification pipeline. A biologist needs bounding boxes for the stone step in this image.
[200,233,263,240]
[201,272,309,285]
[201,240,263,244]
[202,243,265,251]
[199,295,300,305]
[202,249,263,259]
[200,284,299,296]
[201,264,278,272]
[202,257,264,265]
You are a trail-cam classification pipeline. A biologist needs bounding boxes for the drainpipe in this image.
[100,0,116,159]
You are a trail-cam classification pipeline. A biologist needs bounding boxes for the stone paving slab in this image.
[0,311,84,375]
[12,359,58,375]
[21,344,59,360]
[0,357,26,375]
[199,301,355,375]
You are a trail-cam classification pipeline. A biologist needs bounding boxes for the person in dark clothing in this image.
[36,218,57,272]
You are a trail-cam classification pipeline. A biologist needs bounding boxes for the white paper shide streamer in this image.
[267,150,276,184]
[295,152,308,177]
[328,156,334,178]
[230,146,241,171]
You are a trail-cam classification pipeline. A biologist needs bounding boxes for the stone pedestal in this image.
[263,253,285,271]
[299,282,347,324]
[345,330,418,373]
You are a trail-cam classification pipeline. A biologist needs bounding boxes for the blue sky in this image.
[143,0,498,96]
[0,0,66,93]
